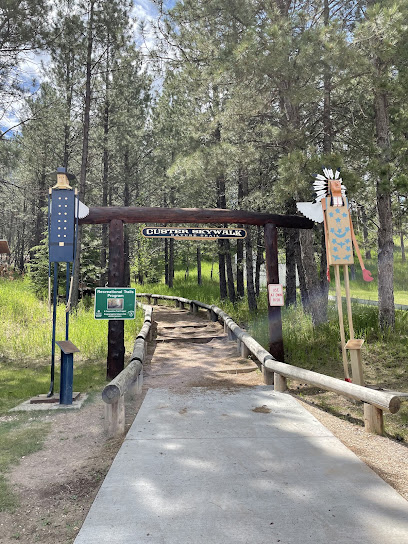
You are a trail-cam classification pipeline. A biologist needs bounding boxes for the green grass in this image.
[0,277,144,413]
[328,255,408,305]
[0,277,145,512]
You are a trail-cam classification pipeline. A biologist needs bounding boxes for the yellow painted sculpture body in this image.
[297,168,373,382]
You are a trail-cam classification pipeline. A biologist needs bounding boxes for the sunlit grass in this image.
[328,256,408,305]
[0,277,143,413]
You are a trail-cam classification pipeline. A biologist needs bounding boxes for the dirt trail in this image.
[143,305,261,390]
[1,305,407,544]
[0,305,261,544]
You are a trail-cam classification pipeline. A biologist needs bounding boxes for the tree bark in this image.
[216,174,228,299]
[100,44,110,287]
[323,0,333,155]
[218,239,227,300]
[236,236,244,298]
[72,0,94,307]
[319,225,329,316]
[164,238,169,285]
[360,205,371,260]
[245,228,257,311]
[197,246,202,285]
[285,229,297,306]
[374,57,394,329]
[400,230,406,263]
[255,225,263,298]
[299,229,328,325]
[225,239,236,303]
[168,238,174,288]
[294,230,308,309]
[236,169,245,298]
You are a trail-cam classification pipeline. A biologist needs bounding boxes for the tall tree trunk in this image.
[236,237,244,298]
[294,231,308,309]
[300,229,328,325]
[323,0,333,155]
[216,174,228,299]
[225,239,236,303]
[397,197,406,262]
[100,46,110,287]
[72,0,94,307]
[255,225,263,298]
[197,246,202,285]
[164,238,169,285]
[240,168,256,310]
[360,205,371,260]
[374,57,394,329]
[245,227,257,311]
[218,239,227,300]
[400,230,406,263]
[236,168,245,298]
[168,238,174,288]
[123,151,131,287]
[63,49,74,170]
[319,226,329,311]
[34,166,46,252]
[284,229,297,306]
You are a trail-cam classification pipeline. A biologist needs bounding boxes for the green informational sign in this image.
[94,288,136,320]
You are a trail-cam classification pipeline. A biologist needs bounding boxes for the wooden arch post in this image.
[264,223,284,361]
[80,206,313,380]
[107,219,125,379]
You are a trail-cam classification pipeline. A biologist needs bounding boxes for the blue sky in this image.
[1,0,176,137]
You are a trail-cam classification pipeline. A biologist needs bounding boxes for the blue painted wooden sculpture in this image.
[47,167,88,402]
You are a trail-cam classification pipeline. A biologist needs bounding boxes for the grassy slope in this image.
[0,277,144,511]
[0,277,143,414]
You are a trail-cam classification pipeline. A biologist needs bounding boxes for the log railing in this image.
[102,302,152,437]
[135,293,404,435]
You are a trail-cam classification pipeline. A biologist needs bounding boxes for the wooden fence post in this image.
[274,373,287,392]
[364,403,384,435]
[104,397,125,437]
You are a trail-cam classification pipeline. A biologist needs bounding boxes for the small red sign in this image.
[268,284,284,306]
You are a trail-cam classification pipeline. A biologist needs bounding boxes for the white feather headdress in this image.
[296,167,347,223]
[313,167,346,203]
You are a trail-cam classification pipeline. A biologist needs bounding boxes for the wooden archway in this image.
[80,206,313,379]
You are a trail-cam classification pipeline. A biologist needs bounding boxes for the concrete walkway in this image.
[75,386,408,543]
[74,306,408,543]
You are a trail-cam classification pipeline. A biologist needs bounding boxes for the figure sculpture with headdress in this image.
[297,168,373,383]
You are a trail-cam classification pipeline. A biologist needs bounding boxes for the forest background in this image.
[1,0,408,331]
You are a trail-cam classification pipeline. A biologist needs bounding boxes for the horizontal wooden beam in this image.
[80,206,314,229]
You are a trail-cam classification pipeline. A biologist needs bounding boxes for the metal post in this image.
[264,223,284,361]
[47,262,58,397]
[107,219,125,380]
[60,352,74,404]
[66,262,70,340]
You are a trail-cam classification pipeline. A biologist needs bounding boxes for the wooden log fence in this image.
[101,303,152,437]
[135,293,405,435]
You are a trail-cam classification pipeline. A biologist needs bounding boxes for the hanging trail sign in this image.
[94,288,136,320]
[141,227,247,240]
